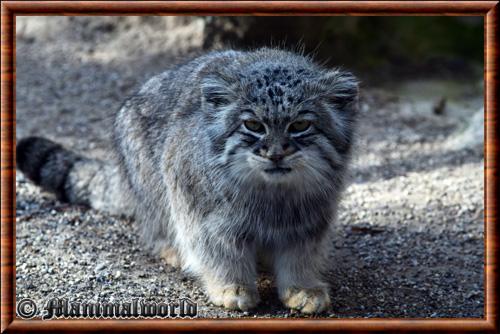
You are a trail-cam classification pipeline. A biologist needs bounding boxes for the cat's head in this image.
[200,49,359,189]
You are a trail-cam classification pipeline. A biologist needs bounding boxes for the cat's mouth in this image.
[263,166,292,175]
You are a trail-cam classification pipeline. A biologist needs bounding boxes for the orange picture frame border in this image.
[1,1,497,332]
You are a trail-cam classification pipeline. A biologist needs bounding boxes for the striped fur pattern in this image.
[17,48,359,314]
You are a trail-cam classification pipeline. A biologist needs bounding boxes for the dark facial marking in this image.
[313,143,343,171]
[314,127,350,156]
[267,88,275,99]
[237,131,259,145]
[211,125,241,155]
[293,132,317,147]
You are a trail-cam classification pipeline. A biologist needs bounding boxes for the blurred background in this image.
[16,17,485,319]
[205,17,484,83]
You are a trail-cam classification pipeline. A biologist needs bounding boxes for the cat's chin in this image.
[259,167,295,184]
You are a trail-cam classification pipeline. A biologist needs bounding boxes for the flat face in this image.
[200,51,357,188]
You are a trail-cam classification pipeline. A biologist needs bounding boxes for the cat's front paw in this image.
[207,284,259,311]
[281,286,330,314]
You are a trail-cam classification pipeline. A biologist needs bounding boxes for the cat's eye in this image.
[244,120,265,134]
[288,120,311,133]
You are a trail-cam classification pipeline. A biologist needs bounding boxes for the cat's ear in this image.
[201,75,234,108]
[319,69,359,111]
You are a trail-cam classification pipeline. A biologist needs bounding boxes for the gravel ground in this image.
[15,17,484,319]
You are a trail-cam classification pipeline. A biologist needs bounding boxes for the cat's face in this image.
[202,60,358,189]
[240,107,332,185]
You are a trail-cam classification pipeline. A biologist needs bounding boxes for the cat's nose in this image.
[268,153,285,162]
[265,143,292,162]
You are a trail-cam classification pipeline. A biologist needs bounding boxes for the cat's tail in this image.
[16,136,132,216]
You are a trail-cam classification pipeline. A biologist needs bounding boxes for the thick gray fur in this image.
[17,48,359,313]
